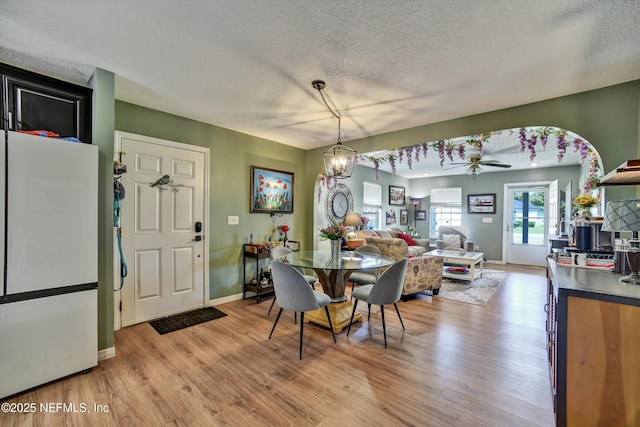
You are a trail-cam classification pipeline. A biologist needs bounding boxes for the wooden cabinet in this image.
[1,63,92,143]
[547,259,640,426]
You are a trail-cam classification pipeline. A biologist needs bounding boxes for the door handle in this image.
[190,235,202,242]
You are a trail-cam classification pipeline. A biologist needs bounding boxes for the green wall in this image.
[304,81,640,248]
[90,68,115,351]
[114,101,308,301]
[96,80,640,351]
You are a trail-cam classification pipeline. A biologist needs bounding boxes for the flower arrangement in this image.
[319,222,346,240]
[360,215,369,227]
[571,193,600,215]
[279,225,289,233]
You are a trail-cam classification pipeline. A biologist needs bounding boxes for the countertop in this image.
[547,257,640,304]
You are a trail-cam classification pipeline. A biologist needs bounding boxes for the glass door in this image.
[506,186,549,267]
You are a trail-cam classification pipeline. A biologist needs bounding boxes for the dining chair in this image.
[269,261,337,359]
[268,246,317,317]
[348,245,382,298]
[346,258,408,348]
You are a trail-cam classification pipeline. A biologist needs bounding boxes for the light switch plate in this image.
[482,217,492,223]
[228,216,239,225]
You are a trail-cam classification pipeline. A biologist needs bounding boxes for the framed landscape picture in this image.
[400,209,409,225]
[250,166,294,213]
[389,185,405,205]
[468,193,496,214]
[415,210,427,220]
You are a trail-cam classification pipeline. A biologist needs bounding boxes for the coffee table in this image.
[426,249,484,285]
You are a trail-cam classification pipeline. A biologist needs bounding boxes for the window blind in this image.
[363,181,382,206]
[430,187,462,204]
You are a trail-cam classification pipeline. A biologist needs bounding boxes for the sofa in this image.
[364,236,443,299]
[356,227,430,257]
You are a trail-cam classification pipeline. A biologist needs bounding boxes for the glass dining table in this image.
[281,250,395,332]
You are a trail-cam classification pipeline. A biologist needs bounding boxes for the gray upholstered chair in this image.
[268,246,317,317]
[269,261,336,359]
[347,258,408,348]
[348,245,382,297]
[436,225,475,252]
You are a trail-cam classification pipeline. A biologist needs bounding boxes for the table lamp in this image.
[602,199,640,284]
[343,212,362,240]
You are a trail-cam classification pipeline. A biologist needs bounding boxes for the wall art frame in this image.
[389,185,406,205]
[415,210,427,220]
[250,165,294,214]
[467,193,496,214]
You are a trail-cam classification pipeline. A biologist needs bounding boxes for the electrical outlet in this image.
[228,216,239,225]
[482,217,492,223]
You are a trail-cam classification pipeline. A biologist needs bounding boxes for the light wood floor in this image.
[1,264,554,426]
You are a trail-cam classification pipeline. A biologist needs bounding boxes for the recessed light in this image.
[531,162,539,167]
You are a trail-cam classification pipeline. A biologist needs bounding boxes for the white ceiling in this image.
[1,0,639,176]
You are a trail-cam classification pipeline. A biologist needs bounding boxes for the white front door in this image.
[117,132,208,326]
[504,183,549,267]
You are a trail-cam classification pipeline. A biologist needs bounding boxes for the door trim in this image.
[502,180,551,266]
[112,131,210,331]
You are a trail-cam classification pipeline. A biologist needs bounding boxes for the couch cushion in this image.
[442,234,461,250]
[355,229,377,239]
[397,232,417,246]
[375,229,393,238]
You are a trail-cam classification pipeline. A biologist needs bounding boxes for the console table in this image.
[546,258,640,426]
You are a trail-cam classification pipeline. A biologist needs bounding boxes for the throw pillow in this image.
[442,234,461,250]
[397,232,417,246]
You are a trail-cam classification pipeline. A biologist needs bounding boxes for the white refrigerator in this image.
[0,130,98,399]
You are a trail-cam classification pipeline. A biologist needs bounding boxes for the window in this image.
[429,187,462,238]
[362,181,382,229]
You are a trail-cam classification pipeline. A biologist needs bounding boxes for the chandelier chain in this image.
[316,86,341,142]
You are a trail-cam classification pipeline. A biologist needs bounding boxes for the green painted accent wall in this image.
[114,101,308,302]
[90,80,639,351]
[90,68,115,350]
[304,81,640,247]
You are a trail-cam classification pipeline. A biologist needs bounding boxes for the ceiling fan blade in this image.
[481,162,512,168]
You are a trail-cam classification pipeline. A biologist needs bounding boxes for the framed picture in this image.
[468,193,496,214]
[385,210,396,226]
[389,185,405,205]
[400,209,409,226]
[250,166,294,213]
[415,210,427,220]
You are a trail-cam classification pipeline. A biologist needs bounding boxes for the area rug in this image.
[437,269,507,306]
[149,307,227,334]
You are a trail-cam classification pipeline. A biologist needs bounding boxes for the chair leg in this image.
[394,303,405,330]
[380,305,387,348]
[269,307,284,339]
[267,296,277,316]
[367,303,372,321]
[299,312,304,359]
[324,306,337,343]
[350,282,355,300]
[347,299,359,336]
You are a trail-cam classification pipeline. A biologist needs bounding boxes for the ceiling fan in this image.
[448,154,512,177]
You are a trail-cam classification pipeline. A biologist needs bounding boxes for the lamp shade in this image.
[409,197,423,205]
[343,212,362,227]
[602,200,640,232]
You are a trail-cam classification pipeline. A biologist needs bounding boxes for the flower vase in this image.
[330,239,341,260]
[283,232,288,248]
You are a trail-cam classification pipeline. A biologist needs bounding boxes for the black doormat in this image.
[149,307,227,335]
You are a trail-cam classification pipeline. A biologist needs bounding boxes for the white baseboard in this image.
[98,346,116,361]
[208,293,244,306]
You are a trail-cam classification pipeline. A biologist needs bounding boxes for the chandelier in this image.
[312,80,357,179]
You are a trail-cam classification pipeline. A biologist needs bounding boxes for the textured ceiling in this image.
[1,0,639,176]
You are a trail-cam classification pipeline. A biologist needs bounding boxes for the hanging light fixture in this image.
[312,80,357,179]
